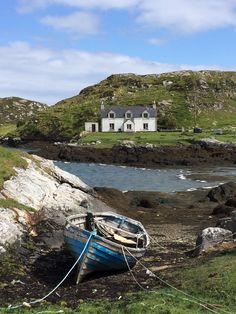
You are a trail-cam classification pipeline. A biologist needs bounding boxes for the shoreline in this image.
[16,140,236,168]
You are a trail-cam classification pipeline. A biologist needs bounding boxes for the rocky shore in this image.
[0,151,235,308]
[17,140,236,168]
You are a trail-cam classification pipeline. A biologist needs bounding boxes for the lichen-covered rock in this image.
[2,156,92,212]
[0,208,25,251]
[0,155,113,250]
[193,227,233,256]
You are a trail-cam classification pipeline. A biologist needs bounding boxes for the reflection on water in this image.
[54,161,236,192]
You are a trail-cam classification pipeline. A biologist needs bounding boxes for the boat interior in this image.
[69,212,149,248]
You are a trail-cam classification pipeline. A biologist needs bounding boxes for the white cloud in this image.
[17,0,236,34]
[41,12,100,35]
[148,38,166,46]
[138,0,236,33]
[17,0,54,13]
[0,41,228,104]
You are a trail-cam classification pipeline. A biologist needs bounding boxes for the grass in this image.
[1,251,235,314]
[78,130,236,148]
[15,71,236,141]
[0,124,17,136]
[0,146,27,188]
[0,198,35,212]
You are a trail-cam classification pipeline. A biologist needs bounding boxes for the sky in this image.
[1,1,236,105]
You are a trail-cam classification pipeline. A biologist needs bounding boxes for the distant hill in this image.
[0,96,47,124]
[16,70,236,141]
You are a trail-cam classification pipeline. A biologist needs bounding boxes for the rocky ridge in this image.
[0,96,47,124]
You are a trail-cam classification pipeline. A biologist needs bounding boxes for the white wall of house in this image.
[101,117,156,132]
[133,117,156,132]
[123,120,135,132]
[85,122,99,132]
[101,118,124,132]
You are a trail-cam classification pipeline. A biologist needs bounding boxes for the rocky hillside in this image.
[0,96,47,123]
[17,70,236,141]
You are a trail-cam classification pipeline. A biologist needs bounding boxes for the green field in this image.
[79,130,236,148]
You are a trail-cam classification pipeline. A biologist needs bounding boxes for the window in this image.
[109,112,115,118]
[143,112,149,118]
[126,112,132,119]
[143,123,148,130]
[127,124,132,130]
[109,123,115,131]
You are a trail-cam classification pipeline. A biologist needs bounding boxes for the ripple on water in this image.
[54,162,236,192]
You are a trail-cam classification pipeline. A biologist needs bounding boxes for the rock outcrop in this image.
[0,155,112,252]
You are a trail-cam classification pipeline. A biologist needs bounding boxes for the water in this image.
[54,161,236,192]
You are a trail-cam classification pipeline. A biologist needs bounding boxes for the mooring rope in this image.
[122,245,233,314]
[7,231,95,311]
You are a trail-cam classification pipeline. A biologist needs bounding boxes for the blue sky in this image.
[1,0,236,104]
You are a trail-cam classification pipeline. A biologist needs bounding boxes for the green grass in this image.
[0,198,35,212]
[0,146,27,188]
[79,130,236,148]
[2,251,235,313]
[0,124,17,136]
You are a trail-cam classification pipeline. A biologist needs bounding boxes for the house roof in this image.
[101,105,157,118]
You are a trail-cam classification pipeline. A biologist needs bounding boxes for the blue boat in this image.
[64,212,150,283]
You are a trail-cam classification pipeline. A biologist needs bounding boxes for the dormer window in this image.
[142,111,149,119]
[108,111,115,119]
[125,111,132,119]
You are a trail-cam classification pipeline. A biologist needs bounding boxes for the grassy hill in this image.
[16,70,236,141]
[0,96,47,124]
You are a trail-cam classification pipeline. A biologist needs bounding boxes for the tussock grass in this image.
[0,146,27,188]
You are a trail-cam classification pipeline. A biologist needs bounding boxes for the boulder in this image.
[225,198,236,208]
[193,227,233,256]
[0,208,25,251]
[217,210,236,234]
[207,182,236,202]
[212,204,235,217]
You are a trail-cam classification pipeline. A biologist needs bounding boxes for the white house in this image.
[101,105,157,132]
[85,122,99,132]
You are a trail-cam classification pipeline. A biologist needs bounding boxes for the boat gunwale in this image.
[65,212,150,250]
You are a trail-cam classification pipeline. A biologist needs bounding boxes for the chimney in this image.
[152,100,156,109]
[101,103,105,110]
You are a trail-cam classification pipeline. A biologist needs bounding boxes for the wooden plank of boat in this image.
[64,212,150,283]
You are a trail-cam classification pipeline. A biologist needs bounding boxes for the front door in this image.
[92,124,96,132]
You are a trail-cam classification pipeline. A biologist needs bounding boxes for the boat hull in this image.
[64,212,149,282]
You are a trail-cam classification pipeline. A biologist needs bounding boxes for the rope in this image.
[7,231,95,311]
[121,246,146,291]
[122,246,233,314]
[148,235,166,250]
